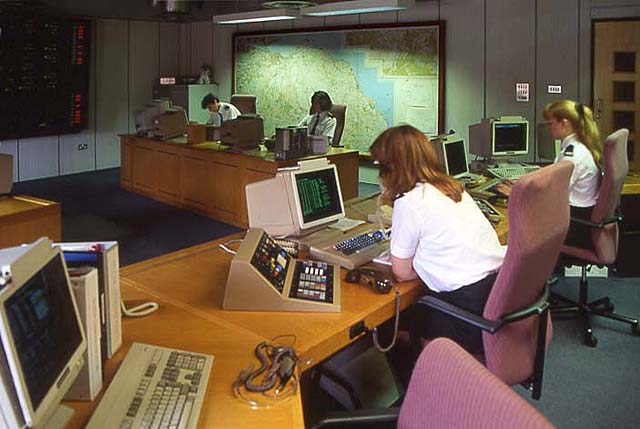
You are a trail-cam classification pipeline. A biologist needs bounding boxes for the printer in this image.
[152,109,188,140]
[220,115,264,149]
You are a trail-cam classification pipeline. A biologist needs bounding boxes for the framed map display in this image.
[233,22,444,152]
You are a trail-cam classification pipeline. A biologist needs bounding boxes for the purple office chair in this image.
[311,338,555,428]
[412,161,574,399]
[553,128,639,347]
[329,104,347,147]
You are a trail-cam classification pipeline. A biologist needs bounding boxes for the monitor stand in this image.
[34,404,74,429]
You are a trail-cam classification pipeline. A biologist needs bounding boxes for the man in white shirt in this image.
[201,93,241,126]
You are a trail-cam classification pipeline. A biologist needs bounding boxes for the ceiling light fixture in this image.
[213,8,300,25]
[301,0,414,17]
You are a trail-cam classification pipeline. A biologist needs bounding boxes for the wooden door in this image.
[593,20,640,171]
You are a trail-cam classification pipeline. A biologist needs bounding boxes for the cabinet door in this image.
[120,138,133,188]
[156,150,180,201]
[133,146,156,193]
[180,155,208,211]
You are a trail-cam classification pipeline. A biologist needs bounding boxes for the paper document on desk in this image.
[373,249,392,266]
[328,217,366,232]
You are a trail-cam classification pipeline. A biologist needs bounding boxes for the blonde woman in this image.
[370,125,505,354]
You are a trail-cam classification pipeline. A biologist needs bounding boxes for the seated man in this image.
[298,90,337,142]
[201,93,240,126]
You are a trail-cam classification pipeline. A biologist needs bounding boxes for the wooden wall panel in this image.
[159,22,180,77]
[129,21,160,134]
[485,0,536,162]
[96,19,129,169]
[189,22,214,76]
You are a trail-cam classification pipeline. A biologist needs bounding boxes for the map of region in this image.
[235,27,440,152]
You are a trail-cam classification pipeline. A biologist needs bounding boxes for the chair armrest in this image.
[570,215,623,228]
[501,286,550,324]
[417,296,501,333]
[418,286,551,332]
[309,407,400,429]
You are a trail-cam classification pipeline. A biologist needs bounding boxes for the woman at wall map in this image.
[298,90,337,142]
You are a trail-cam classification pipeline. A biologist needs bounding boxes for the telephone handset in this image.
[345,267,393,294]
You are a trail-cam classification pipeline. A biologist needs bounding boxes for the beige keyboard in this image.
[86,342,213,429]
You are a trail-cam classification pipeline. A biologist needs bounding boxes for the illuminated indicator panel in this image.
[0,15,91,139]
[250,233,292,294]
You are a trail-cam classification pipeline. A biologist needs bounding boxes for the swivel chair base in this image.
[552,264,639,347]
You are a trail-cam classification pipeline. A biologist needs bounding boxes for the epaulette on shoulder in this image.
[563,144,574,157]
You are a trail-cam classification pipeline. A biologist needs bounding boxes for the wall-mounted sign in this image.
[547,84,562,94]
[516,82,529,102]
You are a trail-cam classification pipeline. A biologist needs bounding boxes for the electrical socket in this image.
[78,143,88,151]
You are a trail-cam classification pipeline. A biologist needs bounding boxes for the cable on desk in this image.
[218,238,243,255]
[372,288,401,353]
[121,300,159,317]
[233,337,299,409]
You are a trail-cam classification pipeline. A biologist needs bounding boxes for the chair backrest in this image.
[230,94,257,114]
[398,338,555,429]
[482,161,573,385]
[591,128,629,263]
[329,104,346,147]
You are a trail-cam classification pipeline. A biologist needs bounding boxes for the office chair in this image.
[310,338,555,429]
[329,104,347,147]
[553,128,639,347]
[411,161,574,400]
[230,94,257,114]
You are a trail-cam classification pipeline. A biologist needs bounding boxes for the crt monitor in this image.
[443,137,469,178]
[537,122,562,160]
[469,116,529,158]
[246,158,346,237]
[0,238,86,429]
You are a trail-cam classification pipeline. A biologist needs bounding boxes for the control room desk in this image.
[0,195,61,249]
[120,135,360,229]
[65,195,508,428]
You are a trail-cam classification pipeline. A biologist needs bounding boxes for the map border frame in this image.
[232,21,446,143]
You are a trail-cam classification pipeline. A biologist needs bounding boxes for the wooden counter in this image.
[120,135,360,228]
[0,195,61,248]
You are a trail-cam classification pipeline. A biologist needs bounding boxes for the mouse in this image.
[345,269,361,283]
[488,195,508,206]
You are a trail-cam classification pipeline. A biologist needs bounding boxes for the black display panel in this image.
[5,253,83,410]
[444,139,468,176]
[295,168,343,224]
[0,12,91,139]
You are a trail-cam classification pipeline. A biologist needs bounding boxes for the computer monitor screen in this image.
[493,121,528,156]
[443,139,469,177]
[5,254,82,410]
[293,165,345,228]
[0,240,85,427]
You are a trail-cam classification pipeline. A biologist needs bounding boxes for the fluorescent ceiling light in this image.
[214,8,299,25]
[302,0,414,17]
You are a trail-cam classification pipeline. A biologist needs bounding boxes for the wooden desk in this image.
[0,195,61,248]
[66,280,304,428]
[120,135,360,229]
[119,235,423,373]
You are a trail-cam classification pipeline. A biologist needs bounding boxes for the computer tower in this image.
[65,267,103,401]
[56,242,122,362]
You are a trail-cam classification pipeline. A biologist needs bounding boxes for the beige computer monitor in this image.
[246,158,345,238]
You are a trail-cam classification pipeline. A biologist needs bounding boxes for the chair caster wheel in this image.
[632,323,640,337]
[585,332,598,347]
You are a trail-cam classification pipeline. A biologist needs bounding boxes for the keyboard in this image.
[86,342,214,429]
[334,228,389,255]
[472,196,503,223]
[486,163,540,180]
